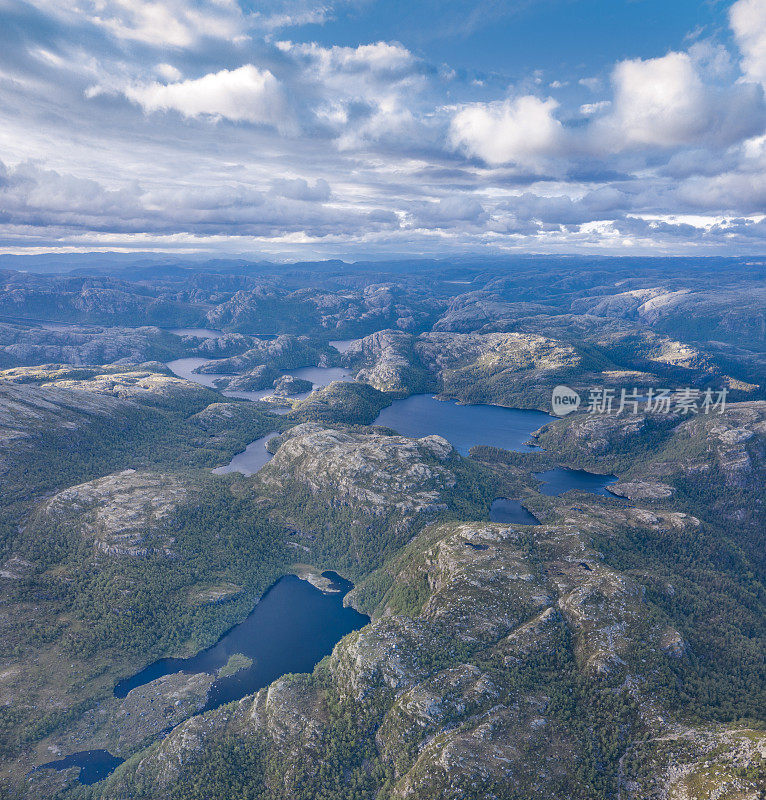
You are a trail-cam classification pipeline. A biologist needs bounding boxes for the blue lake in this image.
[535,467,618,496]
[212,432,279,476]
[373,394,554,456]
[115,573,369,713]
[36,750,124,785]
[490,498,541,524]
[166,358,352,403]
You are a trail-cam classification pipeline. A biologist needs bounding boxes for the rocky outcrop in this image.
[608,481,676,500]
[259,423,456,517]
[271,375,312,396]
[37,469,192,557]
[347,329,589,406]
[432,291,558,333]
[195,335,336,373]
[288,380,391,425]
[344,330,430,393]
[0,323,187,368]
[211,364,280,391]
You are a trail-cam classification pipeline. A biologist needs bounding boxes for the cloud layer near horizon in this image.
[0,0,764,258]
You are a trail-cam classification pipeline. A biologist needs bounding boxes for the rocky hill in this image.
[95,510,765,800]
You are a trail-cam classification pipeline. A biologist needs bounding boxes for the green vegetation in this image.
[218,653,254,678]
[289,381,392,425]
[1,259,765,799]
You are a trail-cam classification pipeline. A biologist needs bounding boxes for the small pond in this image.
[534,467,618,496]
[212,432,279,476]
[489,498,541,525]
[36,750,125,786]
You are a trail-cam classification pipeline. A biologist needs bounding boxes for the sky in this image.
[0,0,764,259]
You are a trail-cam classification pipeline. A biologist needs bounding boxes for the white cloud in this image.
[593,51,764,150]
[156,63,182,82]
[579,77,601,92]
[608,53,712,147]
[676,170,766,213]
[26,0,247,48]
[276,40,426,148]
[277,40,417,75]
[4,0,766,256]
[449,96,564,166]
[271,177,331,201]
[580,100,610,116]
[118,65,292,130]
[412,196,488,229]
[730,0,766,87]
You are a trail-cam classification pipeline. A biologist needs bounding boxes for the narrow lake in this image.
[373,394,554,455]
[166,356,222,387]
[212,432,279,476]
[286,365,353,387]
[329,338,358,354]
[535,467,618,496]
[114,573,369,714]
[166,358,353,401]
[166,327,224,338]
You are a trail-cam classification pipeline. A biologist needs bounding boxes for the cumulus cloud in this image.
[156,63,182,81]
[412,196,488,229]
[592,51,765,151]
[275,39,427,148]
[2,0,766,256]
[448,96,564,166]
[580,100,610,116]
[506,188,628,226]
[730,0,766,87]
[116,65,292,130]
[279,40,418,75]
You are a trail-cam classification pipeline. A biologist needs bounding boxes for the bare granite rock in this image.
[37,469,192,557]
[259,423,456,516]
